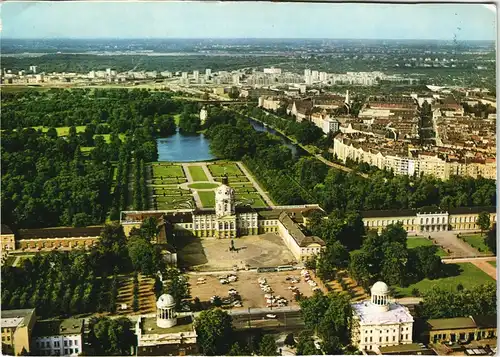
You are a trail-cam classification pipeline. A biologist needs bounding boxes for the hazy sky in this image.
[1,2,496,41]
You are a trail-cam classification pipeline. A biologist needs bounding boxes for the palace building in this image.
[361,206,496,234]
[121,176,326,262]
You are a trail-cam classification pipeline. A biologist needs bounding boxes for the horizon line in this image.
[1,37,496,42]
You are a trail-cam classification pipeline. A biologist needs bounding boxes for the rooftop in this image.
[1,224,13,235]
[33,318,84,337]
[427,317,476,330]
[18,226,103,239]
[379,343,435,354]
[141,315,194,335]
[278,212,325,247]
[351,302,414,325]
[1,309,35,329]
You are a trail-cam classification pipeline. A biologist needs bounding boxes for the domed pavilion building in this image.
[135,294,197,356]
[351,281,414,353]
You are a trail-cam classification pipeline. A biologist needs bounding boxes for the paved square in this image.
[176,233,297,270]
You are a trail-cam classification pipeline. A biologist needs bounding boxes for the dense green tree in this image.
[89,317,135,356]
[163,268,191,309]
[195,308,234,356]
[477,211,491,234]
[485,223,496,254]
[127,235,157,276]
[258,335,278,356]
[295,330,318,356]
[156,114,177,137]
[299,291,352,352]
[228,342,250,356]
[284,333,296,347]
[417,283,496,319]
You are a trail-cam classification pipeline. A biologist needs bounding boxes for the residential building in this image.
[258,96,283,111]
[351,282,414,353]
[32,318,84,357]
[287,100,313,122]
[333,133,496,180]
[205,68,211,77]
[427,315,496,344]
[193,70,199,81]
[263,67,282,75]
[1,309,37,356]
[136,294,198,356]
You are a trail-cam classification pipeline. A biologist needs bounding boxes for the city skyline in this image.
[1,2,496,41]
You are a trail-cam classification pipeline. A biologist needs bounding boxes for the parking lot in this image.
[188,270,324,310]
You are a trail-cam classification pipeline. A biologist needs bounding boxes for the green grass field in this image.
[95,133,126,144]
[488,261,496,267]
[462,234,492,254]
[407,238,448,257]
[209,163,242,176]
[188,183,219,189]
[152,164,185,178]
[394,263,494,297]
[188,166,209,181]
[198,191,215,207]
[239,193,268,207]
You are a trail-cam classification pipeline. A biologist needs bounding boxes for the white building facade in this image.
[32,319,84,357]
[351,282,414,353]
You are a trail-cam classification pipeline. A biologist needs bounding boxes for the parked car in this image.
[266,314,277,319]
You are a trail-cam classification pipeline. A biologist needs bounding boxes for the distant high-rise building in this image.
[312,70,319,81]
[205,68,212,77]
[193,70,199,81]
[304,69,312,77]
[263,67,282,75]
[181,72,188,79]
[232,74,240,85]
[29,65,37,74]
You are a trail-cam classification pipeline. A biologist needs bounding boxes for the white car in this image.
[266,314,277,319]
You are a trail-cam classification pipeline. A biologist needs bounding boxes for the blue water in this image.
[247,118,300,157]
[157,131,215,162]
[157,118,302,162]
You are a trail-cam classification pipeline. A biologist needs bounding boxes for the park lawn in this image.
[188,182,219,189]
[209,163,242,176]
[462,234,492,254]
[407,237,448,257]
[488,261,496,267]
[198,191,215,207]
[239,193,267,208]
[94,133,126,144]
[188,166,209,182]
[394,263,495,297]
[152,164,185,178]
[30,125,87,136]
